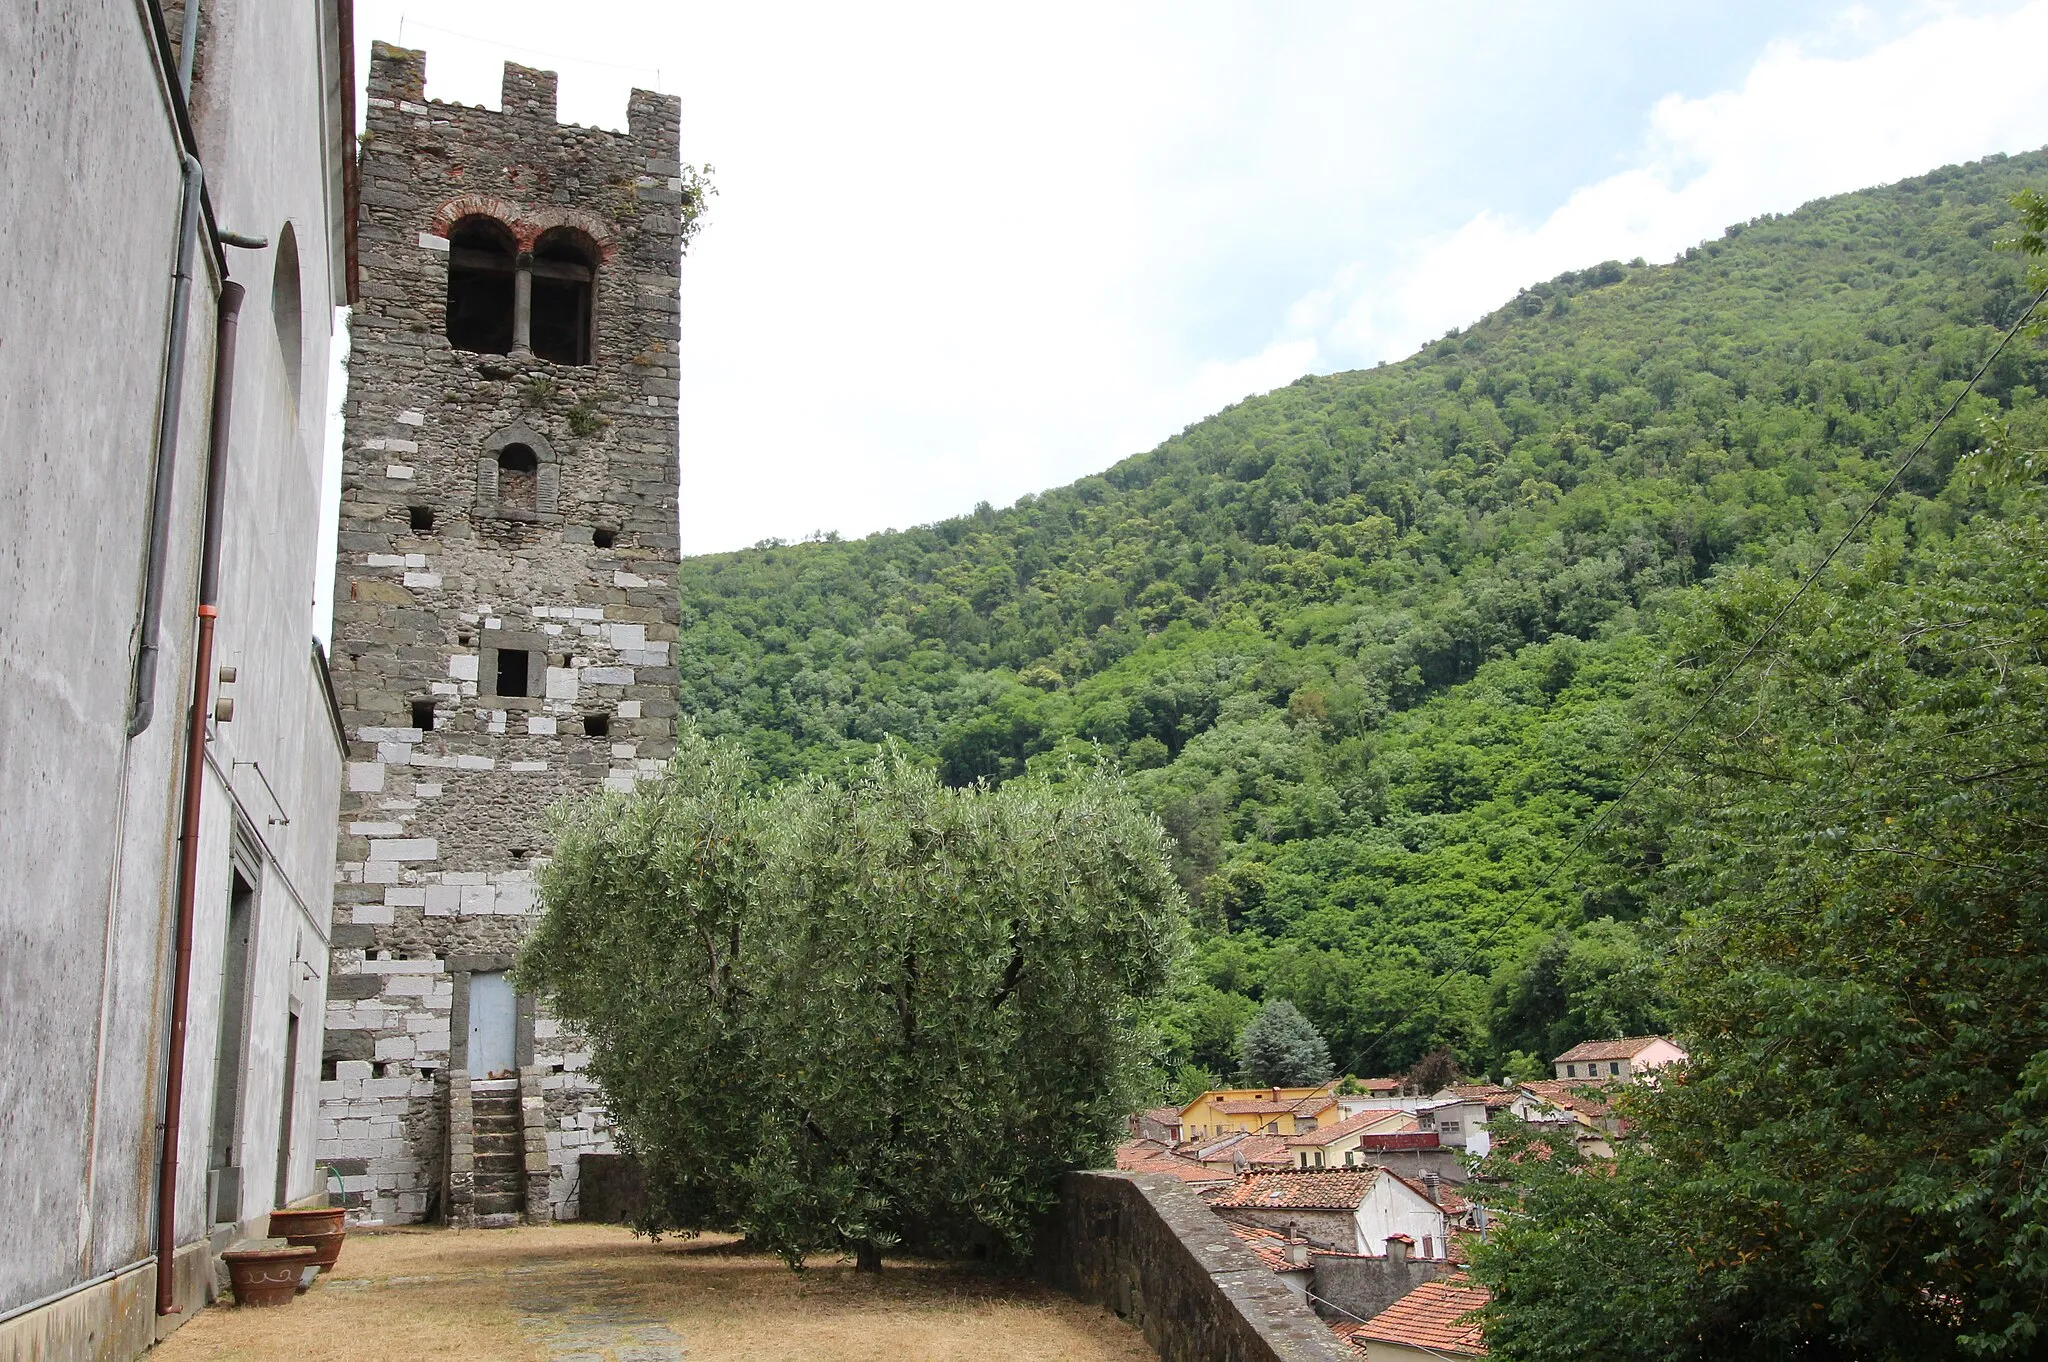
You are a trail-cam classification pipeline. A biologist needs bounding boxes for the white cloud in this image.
[1315,2,2048,367]
[320,2,2048,570]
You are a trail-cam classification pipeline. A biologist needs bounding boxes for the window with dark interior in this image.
[496,443,538,512]
[495,648,531,698]
[411,698,436,732]
[409,505,434,532]
[445,215,516,354]
[529,227,595,365]
[582,713,610,738]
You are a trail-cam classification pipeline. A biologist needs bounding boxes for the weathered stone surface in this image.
[1040,1171,1354,1362]
[576,1154,646,1225]
[319,40,680,1227]
[1306,1250,1452,1327]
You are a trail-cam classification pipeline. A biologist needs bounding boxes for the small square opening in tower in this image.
[495,648,532,698]
[409,505,435,532]
[593,527,616,549]
[411,698,436,732]
[582,713,610,738]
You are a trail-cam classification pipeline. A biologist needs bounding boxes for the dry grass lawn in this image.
[152,1222,1155,1361]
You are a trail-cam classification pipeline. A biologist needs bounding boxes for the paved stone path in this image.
[509,1265,689,1362]
[328,1264,688,1360]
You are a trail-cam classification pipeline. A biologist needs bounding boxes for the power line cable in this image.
[1345,280,2048,1077]
[395,15,665,84]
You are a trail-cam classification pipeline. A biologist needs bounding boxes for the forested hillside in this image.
[676,150,2048,1084]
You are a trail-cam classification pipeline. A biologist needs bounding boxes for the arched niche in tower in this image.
[475,425,560,523]
[529,226,598,366]
[446,215,517,355]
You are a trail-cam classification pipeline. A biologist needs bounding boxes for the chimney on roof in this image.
[1422,1169,1441,1205]
[1285,1239,1310,1268]
[1386,1233,1412,1265]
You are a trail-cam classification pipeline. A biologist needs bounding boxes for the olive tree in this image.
[516,727,1185,1269]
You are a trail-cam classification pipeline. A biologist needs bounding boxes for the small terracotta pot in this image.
[223,1244,318,1307]
[268,1208,347,1271]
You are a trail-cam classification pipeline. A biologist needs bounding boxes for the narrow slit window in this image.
[530,228,596,365]
[497,443,538,512]
[445,216,517,355]
[495,648,531,698]
[409,505,435,533]
[411,699,436,732]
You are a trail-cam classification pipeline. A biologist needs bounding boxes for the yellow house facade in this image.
[1178,1083,1340,1141]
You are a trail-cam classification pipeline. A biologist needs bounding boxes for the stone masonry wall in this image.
[318,41,684,1224]
[1305,1251,1452,1328]
[1040,1171,1355,1362]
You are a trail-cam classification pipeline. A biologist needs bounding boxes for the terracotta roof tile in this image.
[1224,1135,1295,1167]
[1211,1167,1378,1211]
[1446,1084,1517,1109]
[1329,1320,1373,1353]
[1113,1138,1230,1184]
[1288,1107,1412,1147]
[1352,1275,1490,1356]
[1227,1223,1311,1274]
[1187,1132,1294,1168]
[1518,1080,1613,1119]
[1550,1036,1675,1063]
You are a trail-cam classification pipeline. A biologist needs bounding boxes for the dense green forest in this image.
[675,149,2048,1086]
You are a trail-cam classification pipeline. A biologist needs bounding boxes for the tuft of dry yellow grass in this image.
[152,1223,1155,1362]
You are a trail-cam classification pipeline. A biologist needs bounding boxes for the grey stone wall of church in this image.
[318,41,684,1223]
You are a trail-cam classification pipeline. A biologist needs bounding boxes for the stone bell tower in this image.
[319,43,684,1225]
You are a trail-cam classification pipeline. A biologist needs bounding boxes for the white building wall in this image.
[0,0,347,1349]
[1354,1175,1448,1260]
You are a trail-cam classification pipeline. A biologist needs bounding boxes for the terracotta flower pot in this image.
[268,1208,347,1271]
[223,1244,318,1307]
[267,1206,344,1238]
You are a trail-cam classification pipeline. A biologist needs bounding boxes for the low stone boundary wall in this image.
[1039,1171,1354,1362]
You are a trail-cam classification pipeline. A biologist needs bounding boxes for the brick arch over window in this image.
[429,197,616,261]
[475,425,560,522]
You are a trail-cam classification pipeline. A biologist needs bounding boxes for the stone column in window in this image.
[512,251,534,355]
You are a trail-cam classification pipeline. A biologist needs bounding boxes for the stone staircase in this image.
[471,1083,525,1226]
[446,1069,554,1228]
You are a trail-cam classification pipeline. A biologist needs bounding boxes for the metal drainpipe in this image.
[128,152,206,739]
[154,280,244,1316]
[177,0,202,96]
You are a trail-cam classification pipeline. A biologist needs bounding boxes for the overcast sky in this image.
[320,0,2048,602]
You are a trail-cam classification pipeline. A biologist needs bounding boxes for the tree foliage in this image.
[1475,484,2048,1357]
[515,727,1185,1269]
[1238,999,1335,1087]
[673,153,2048,1078]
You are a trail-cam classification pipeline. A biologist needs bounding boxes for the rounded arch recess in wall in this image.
[272,222,303,410]
[475,425,560,522]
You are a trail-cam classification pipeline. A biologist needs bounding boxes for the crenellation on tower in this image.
[320,42,685,1226]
